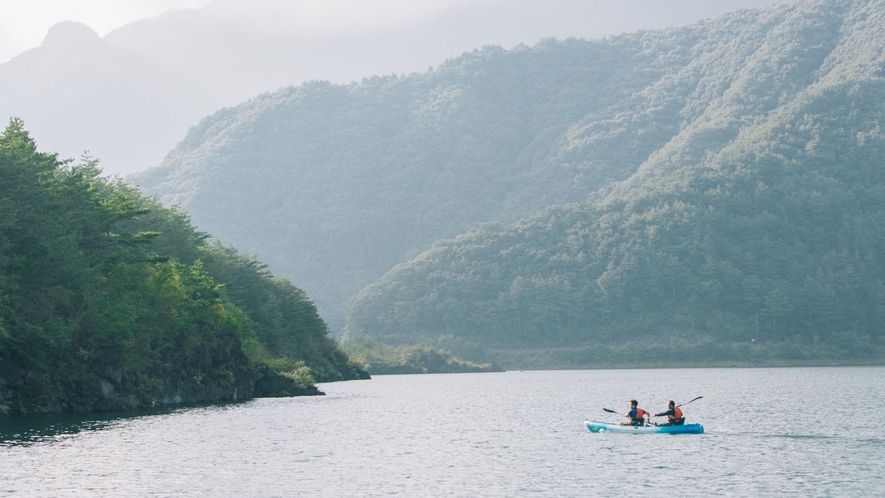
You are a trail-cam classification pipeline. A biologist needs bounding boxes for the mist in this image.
[0,0,776,176]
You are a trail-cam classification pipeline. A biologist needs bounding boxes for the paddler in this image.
[652,400,685,426]
[618,399,649,426]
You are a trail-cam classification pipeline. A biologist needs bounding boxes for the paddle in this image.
[603,397,702,416]
[676,396,703,408]
[601,406,649,426]
[649,396,704,420]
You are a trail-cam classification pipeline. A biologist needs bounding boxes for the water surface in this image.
[1,367,882,496]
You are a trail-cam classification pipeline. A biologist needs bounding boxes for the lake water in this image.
[1,367,883,496]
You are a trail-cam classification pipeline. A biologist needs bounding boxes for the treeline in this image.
[0,120,365,417]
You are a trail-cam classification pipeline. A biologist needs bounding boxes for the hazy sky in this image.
[0,1,212,62]
[0,0,488,63]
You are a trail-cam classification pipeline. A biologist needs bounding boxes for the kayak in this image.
[585,420,704,434]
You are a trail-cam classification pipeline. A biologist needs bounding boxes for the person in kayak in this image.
[652,400,685,426]
[619,400,649,426]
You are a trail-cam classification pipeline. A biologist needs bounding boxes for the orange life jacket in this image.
[671,407,683,421]
[635,408,646,419]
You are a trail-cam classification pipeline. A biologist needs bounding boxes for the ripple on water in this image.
[0,368,883,496]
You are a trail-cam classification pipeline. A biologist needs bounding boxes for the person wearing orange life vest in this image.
[652,400,685,426]
[618,399,649,426]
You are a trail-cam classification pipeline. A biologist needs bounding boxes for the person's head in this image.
[630,400,638,408]
[668,400,675,408]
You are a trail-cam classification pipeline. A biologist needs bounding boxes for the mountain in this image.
[104,0,776,107]
[345,0,885,366]
[0,22,212,176]
[0,1,774,177]
[134,0,814,334]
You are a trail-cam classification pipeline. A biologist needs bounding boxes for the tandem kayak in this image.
[585,420,704,434]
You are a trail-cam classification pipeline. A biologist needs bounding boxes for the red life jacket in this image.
[635,408,646,419]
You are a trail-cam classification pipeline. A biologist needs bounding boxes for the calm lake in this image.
[1,367,883,496]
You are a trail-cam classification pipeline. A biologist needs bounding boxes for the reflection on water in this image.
[0,402,247,447]
[1,410,157,447]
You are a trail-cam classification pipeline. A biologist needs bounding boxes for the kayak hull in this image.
[585,420,704,434]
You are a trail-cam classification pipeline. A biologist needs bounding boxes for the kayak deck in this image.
[585,420,704,434]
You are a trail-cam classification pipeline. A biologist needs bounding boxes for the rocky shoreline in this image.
[0,356,365,420]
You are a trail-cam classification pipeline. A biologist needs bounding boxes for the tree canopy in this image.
[0,121,363,417]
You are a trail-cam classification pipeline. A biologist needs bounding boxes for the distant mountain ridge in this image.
[0,22,211,175]
[0,0,773,176]
[132,0,861,338]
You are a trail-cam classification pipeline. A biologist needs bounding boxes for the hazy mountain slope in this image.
[0,22,211,175]
[345,0,885,363]
[133,39,656,331]
[105,0,775,106]
[0,1,774,178]
[135,1,833,333]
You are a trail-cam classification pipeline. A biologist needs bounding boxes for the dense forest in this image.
[346,0,885,366]
[135,0,885,366]
[0,120,365,418]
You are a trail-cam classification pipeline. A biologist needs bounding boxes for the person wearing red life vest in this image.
[619,399,649,426]
[652,400,685,426]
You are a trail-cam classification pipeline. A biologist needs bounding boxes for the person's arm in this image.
[652,409,674,417]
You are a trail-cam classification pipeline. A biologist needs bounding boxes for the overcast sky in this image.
[0,0,493,63]
[0,1,209,61]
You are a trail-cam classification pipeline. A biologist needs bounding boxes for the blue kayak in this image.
[585,420,704,434]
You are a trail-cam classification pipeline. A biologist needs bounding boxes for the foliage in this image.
[343,335,500,375]
[130,0,885,365]
[134,0,885,339]
[0,120,363,415]
[265,358,316,389]
[342,0,885,363]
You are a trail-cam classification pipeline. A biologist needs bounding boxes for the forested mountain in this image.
[135,0,867,338]
[0,121,364,418]
[346,0,885,366]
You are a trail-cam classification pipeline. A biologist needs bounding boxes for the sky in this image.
[0,1,202,61]
[0,0,485,63]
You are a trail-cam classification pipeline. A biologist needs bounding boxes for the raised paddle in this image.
[650,396,704,420]
[605,397,703,415]
[676,396,703,408]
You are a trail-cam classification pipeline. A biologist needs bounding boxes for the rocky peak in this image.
[41,21,102,50]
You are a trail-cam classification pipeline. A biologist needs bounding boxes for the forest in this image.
[0,120,365,418]
[345,0,885,366]
[133,0,885,367]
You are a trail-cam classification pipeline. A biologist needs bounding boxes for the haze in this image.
[0,0,776,176]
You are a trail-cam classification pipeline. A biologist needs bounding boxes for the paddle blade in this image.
[677,396,704,407]
[602,408,617,413]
